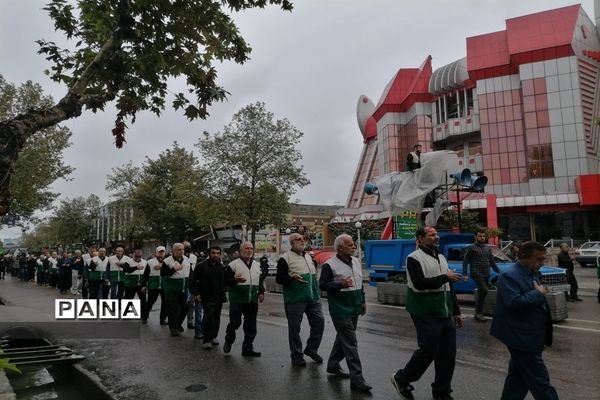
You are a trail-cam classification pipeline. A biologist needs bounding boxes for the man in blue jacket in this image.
[490,241,559,400]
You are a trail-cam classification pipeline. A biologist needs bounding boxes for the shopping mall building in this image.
[343,3,600,242]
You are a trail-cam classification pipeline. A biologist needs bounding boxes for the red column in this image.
[486,193,499,246]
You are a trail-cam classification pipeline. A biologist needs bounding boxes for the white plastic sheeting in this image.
[374,151,459,214]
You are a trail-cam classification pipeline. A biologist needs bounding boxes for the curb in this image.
[0,370,16,400]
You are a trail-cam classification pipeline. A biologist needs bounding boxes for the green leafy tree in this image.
[105,161,145,243]
[50,195,102,246]
[197,102,309,245]
[0,75,73,223]
[0,0,293,217]
[438,209,483,234]
[130,143,211,243]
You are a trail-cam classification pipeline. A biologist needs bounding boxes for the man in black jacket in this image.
[557,243,581,301]
[190,246,227,349]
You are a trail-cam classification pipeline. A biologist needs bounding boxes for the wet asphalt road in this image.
[1,275,599,400]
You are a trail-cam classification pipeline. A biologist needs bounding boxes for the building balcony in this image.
[432,114,480,142]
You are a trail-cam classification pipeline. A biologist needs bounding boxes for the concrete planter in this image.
[377,283,408,305]
[474,289,568,322]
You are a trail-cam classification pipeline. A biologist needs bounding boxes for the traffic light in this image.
[450,168,488,192]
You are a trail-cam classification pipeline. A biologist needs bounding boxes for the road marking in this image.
[564,318,600,325]
[553,324,600,334]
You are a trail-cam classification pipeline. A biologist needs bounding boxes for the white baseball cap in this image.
[156,246,166,252]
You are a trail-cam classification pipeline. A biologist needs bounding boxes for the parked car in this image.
[574,241,600,268]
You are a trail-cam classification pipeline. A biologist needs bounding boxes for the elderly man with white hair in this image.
[276,232,324,366]
[161,243,192,337]
[319,234,372,394]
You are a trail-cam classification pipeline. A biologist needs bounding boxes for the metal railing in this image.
[543,238,574,249]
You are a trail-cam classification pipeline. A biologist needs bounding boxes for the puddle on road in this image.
[185,383,208,392]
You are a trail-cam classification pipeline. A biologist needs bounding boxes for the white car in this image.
[574,241,600,268]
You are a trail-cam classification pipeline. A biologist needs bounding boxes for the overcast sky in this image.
[0,0,595,239]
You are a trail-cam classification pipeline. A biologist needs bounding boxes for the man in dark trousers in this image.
[490,241,559,400]
[557,242,581,301]
[190,246,227,349]
[143,246,168,325]
[462,228,500,321]
[223,241,264,357]
[276,233,324,366]
[319,234,372,394]
[160,243,192,337]
[391,226,463,400]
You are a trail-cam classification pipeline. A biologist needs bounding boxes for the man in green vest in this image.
[161,243,192,336]
[391,226,463,400]
[223,242,264,357]
[143,246,167,325]
[276,232,324,366]
[123,248,148,323]
[319,234,372,393]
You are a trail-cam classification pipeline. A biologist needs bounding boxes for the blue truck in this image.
[364,232,569,294]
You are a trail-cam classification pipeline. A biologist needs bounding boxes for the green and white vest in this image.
[406,248,455,318]
[162,255,191,293]
[107,255,132,282]
[280,251,319,303]
[325,255,364,319]
[124,258,147,287]
[146,258,164,290]
[228,258,262,304]
[89,256,109,281]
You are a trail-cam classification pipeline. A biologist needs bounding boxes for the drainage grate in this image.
[1,335,85,367]
[185,383,208,392]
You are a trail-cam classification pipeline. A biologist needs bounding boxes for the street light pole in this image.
[355,221,362,265]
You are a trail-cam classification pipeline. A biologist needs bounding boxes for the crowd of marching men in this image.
[0,235,376,394]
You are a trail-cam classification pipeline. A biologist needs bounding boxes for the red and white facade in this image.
[346,4,600,241]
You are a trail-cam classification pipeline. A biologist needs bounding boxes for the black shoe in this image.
[187,324,195,329]
[566,297,576,302]
[223,341,232,354]
[326,366,350,378]
[292,358,307,367]
[177,326,184,332]
[351,381,372,393]
[433,392,454,400]
[303,350,323,364]
[194,335,203,340]
[141,319,148,324]
[390,375,414,400]
[242,350,261,357]
[574,297,583,301]
[170,329,180,337]
[160,320,168,325]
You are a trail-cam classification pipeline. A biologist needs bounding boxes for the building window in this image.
[527,144,554,178]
